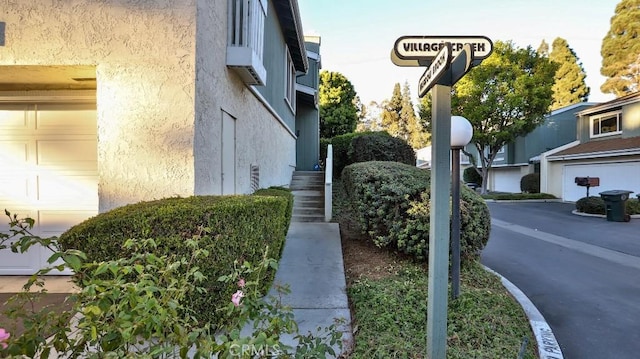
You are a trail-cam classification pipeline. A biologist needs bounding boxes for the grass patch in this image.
[482,192,557,200]
[347,261,536,358]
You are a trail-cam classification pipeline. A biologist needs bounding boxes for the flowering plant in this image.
[0,210,344,358]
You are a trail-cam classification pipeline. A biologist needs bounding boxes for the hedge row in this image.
[59,189,293,329]
[342,161,491,261]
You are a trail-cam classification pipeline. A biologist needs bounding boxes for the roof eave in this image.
[273,0,309,73]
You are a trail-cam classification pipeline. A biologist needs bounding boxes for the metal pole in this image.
[451,147,461,300]
[427,84,451,359]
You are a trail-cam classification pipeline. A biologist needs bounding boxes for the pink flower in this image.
[231,290,245,307]
[0,328,10,349]
[237,278,246,288]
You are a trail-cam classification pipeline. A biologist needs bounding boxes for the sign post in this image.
[392,37,492,359]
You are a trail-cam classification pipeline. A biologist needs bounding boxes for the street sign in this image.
[440,43,474,86]
[418,43,451,97]
[392,35,492,66]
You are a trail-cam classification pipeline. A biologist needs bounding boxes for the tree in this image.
[537,39,549,57]
[451,40,558,194]
[380,82,429,149]
[318,71,359,138]
[601,0,640,96]
[356,101,383,132]
[549,37,590,110]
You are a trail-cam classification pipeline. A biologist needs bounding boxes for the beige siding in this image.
[0,0,198,211]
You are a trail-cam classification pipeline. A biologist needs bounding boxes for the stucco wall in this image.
[194,0,296,195]
[0,0,198,211]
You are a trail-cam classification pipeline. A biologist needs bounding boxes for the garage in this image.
[0,100,98,275]
[562,161,640,202]
[490,166,527,193]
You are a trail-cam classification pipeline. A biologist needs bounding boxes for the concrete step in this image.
[293,207,324,216]
[291,214,326,222]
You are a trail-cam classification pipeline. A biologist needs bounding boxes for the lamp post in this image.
[450,115,473,300]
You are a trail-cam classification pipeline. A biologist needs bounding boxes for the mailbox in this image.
[575,177,600,187]
[575,176,600,197]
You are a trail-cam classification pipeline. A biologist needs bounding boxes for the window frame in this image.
[590,110,622,138]
[284,48,296,113]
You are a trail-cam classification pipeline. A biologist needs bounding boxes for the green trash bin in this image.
[599,190,634,222]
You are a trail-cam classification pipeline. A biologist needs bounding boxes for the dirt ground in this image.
[336,208,411,286]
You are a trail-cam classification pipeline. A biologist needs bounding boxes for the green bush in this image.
[325,131,391,177]
[576,196,605,214]
[348,133,416,167]
[520,173,540,193]
[253,186,294,236]
[463,167,482,185]
[58,195,290,330]
[627,198,640,215]
[342,161,491,261]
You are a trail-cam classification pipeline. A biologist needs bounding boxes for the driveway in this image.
[481,201,640,359]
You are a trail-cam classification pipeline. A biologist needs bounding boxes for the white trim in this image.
[295,83,315,96]
[284,47,296,114]
[0,90,96,103]
[547,148,640,161]
[577,96,640,116]
[248,85,296,139]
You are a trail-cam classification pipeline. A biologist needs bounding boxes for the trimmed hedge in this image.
[342,161,491,261]
[322,131,393,177]
[575,196,605,214]
[520,173,540,193]
[59,194,291,330]
[348,133,416,167]
[253,186,294,236]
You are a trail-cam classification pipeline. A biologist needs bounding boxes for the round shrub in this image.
[576,196,605,214]
[347,133,416,167]
[520,173,540,193]
[342,161,491,261]
[463,167,482,186]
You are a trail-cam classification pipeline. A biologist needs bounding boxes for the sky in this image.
[297,0,620,106]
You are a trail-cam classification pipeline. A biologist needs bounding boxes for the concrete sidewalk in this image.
[262,221,353,356]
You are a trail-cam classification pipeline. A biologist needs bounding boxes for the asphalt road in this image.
[481,201,640,359]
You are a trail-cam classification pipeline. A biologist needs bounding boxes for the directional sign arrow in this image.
[418,43,452,97]
[437,43,475,86]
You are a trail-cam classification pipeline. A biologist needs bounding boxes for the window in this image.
[285,49,296,112]
[494,146,505,161]
[591,111,622,138]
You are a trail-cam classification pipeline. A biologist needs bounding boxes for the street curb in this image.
[572,209,640,219]
[483,265,565,359]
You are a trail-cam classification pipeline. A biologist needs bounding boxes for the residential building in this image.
[0,0,320,274]
[541,92,640,201]
[487,103,597,192]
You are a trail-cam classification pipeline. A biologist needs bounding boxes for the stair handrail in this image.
[325,144,333,222]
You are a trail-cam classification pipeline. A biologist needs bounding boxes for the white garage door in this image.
[563,162,640,202]
[0,102,98,275]
[492,167,524,193]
